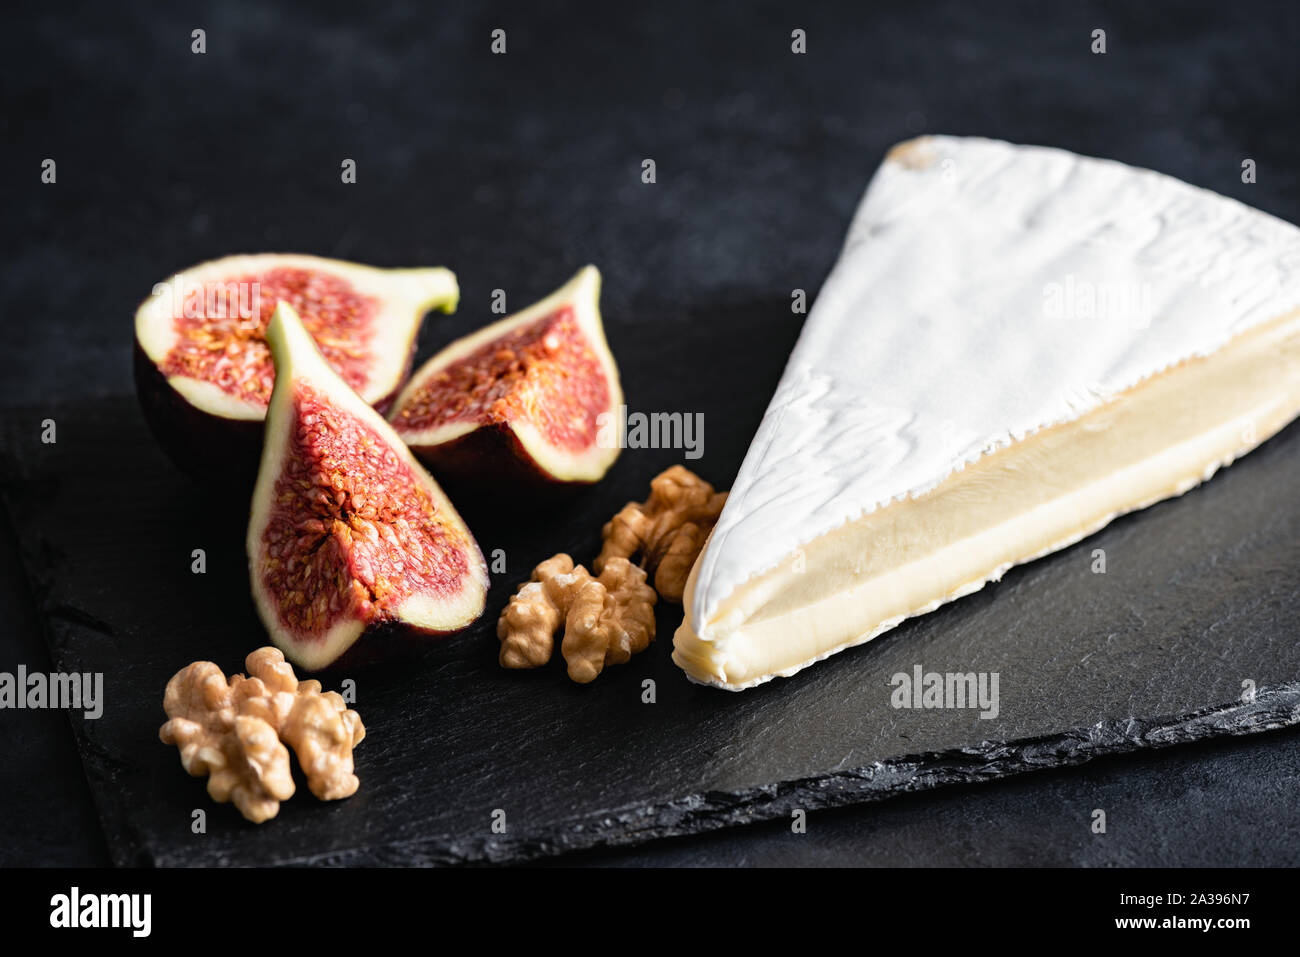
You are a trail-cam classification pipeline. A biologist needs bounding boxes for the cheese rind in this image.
[675,136,1300,690]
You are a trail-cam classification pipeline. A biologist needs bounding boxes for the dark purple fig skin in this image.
[133,340,264,485]
[299,614,482,675]
[406,421,602,502]
[134,339,414,486]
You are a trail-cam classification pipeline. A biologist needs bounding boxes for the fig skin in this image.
[303,617,468,675]
[134,338,414,485]
[406,421,594,490]
[134,339,263,484]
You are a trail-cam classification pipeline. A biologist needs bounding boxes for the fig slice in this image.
[247,301,488,671]
[134,254,459,482]
[388,266,624,486]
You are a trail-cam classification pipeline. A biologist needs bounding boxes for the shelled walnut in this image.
[159,647,364,823]
[596,465,727,602]
[497,465,727,683]
[498,554,656,683]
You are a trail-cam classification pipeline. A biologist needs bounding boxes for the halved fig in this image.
[247,302,489,671]
[135,254,458,482]
[388,266,624,486]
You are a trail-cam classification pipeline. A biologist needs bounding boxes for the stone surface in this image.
[0,0,1297,866]
[3,378,1298,865]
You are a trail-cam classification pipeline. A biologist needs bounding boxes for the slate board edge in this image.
[0,509,144,868]
[151,684,1300,867]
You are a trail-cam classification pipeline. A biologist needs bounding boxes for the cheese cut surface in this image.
[674,135,1300,691]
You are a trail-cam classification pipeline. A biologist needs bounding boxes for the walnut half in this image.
[596,465,727,602]
[498,554,656,683]
[159,647,365,823]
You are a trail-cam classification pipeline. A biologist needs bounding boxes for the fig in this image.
[388,266,624,487]
[247,301,489,671]
[134,254,459,482]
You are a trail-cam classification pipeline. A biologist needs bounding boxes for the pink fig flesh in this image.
[134,254,458,482]
[248,302,487,671]
[389,266,624,486]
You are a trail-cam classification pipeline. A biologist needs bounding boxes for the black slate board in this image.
[4,330,1300,864]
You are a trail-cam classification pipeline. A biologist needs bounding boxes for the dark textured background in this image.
[1,0,1298,866]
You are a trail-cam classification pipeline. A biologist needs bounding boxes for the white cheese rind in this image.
[683,135,1300,687]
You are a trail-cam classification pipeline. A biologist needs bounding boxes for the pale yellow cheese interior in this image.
[674,309,1300,690]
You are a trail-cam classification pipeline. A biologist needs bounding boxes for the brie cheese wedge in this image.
[674,135,1300,691]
